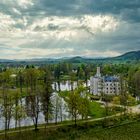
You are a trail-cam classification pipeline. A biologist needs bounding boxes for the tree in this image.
[26,94,40,131]
[84,66,90,87]
[127,95,136,106]
[133,70,140,99]
[54,64,61,91]
[24,68,41,131]
[78,97,90,120]
[81,64,90,87]
[69,71,77,91]
[53,94,63,124]
[128,67,138,97]
[67,86,89,126]
[17,70,24,94]
[41,69,53,128]
[13,105,26,131]
[0,70,13,138]
[102,93,112,127]
[77,67,84,80]
[13,92,21,129]
[119,75,128,116]
[67,90,80,126]
[112,96,120,105]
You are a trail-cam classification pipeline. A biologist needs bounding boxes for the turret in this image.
[96,67,101,77]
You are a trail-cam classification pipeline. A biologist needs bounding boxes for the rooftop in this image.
[104,76,119,82]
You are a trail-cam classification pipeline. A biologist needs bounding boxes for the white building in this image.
[90,67,120,95]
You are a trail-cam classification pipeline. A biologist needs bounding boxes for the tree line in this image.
[0,65,90,139]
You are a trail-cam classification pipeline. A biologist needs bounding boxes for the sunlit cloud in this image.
[12,8,22,15]
[29,15,119,38]
[0,0,140,59]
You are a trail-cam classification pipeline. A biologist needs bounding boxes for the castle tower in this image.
[96,67,101,77]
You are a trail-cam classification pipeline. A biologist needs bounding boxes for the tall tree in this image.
[67,86,89,126]
[41,69,53,128]
[24,68,41,131]
[130,70,140,100]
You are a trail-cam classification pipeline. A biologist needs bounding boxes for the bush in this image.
[102,118,115,128]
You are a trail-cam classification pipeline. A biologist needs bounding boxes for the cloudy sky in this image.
[0,0,140,59]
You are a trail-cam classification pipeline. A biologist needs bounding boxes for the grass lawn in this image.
[89,101,124,118]
[1,120,140,140]
[89,101,105,118]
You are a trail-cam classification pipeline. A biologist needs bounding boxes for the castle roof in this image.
[104,76,119,82]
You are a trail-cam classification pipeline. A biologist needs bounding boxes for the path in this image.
[0,113,121,136]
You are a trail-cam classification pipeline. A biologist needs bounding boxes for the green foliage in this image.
[78,97,90,119]
[112,96,120,104]
[112,95,136,106]
[66,86,90,125]
[13,105,26,127]
[127,95,137,106]
[88,101,105,118]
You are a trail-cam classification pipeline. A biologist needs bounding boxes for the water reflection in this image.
[0,80,90,130]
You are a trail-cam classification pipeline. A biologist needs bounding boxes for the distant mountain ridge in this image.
[0,50,140,64]
[65,50,140,63]
[112,50,140,60]
[0,59,14,63]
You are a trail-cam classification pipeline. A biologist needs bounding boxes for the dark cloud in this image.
[1,0,140,21]
[31,0,140,22]
[0,0,140,59]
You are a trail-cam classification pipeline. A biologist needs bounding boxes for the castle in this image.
[90,67,120,95]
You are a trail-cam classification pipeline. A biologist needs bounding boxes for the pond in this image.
[0,80,90,130]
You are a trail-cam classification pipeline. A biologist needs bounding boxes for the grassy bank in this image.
[1,117,140,140]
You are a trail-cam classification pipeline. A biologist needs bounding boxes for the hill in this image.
[113,50,140,60]
[0,50,140,66]
[1,120,140,140]
[65,50,140,63]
